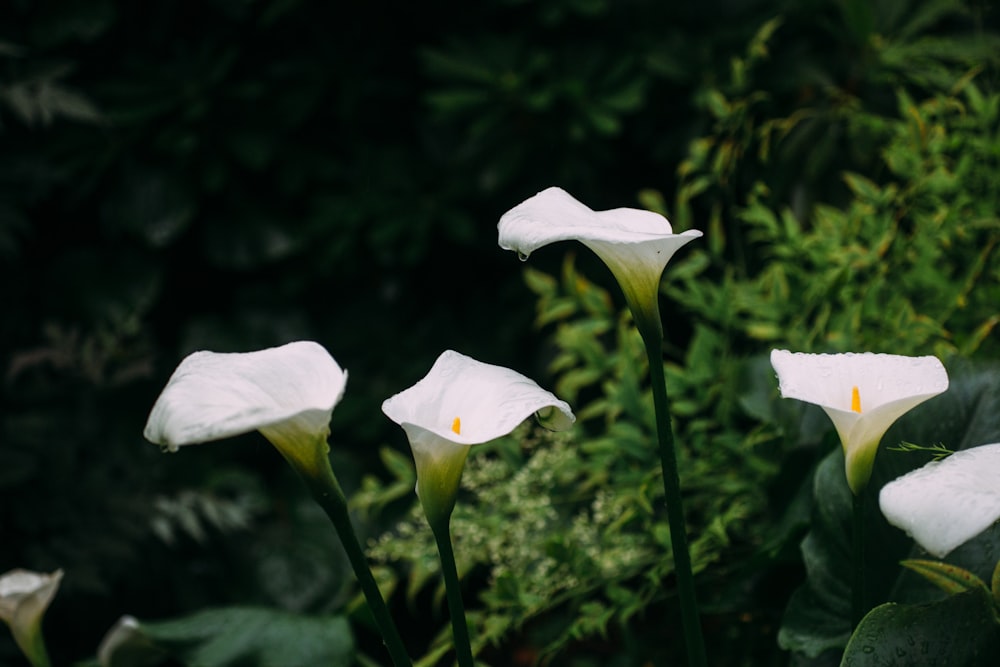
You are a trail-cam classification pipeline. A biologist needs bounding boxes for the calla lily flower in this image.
[382,350,575,524]
[880,443,1000,558]
[144,341,347,472]
[0,569,63,667]
[770,350,949,495]
[143,342,413,666]
[498,186,702,336]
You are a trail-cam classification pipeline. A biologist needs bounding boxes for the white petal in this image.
[499,187,676,252]
[880,443,1000,558]
[770,350,948,412]
[144,341,347,451]
[770,349,948,452]
[498,186,701,264]
[381,349,575,446]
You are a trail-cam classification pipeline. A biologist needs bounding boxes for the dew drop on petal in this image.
[517,251,530,262]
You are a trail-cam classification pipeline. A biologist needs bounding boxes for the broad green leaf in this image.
[100,606,354,667]
[841,588,1000,666]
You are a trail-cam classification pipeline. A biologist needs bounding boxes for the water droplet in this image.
[863,645,875,654]
[517,251,530,262]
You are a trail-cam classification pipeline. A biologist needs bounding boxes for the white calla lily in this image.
[880,443,1000,558]
[498,187,701,335]
[144,341,347,471]
[382,350,574,524]
[770,350,948,494]
[143,342,415,665]
[0,569,63,667]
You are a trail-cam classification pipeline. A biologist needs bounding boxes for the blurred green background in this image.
[2,0,999,665]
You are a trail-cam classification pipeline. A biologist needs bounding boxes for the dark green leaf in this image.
[842,588,1000,666]
[101,607,354,667]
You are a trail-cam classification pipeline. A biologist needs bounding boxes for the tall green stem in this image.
[429,518,475,667]
[296,454,413,667]
[641,330,708,667]
[852,491,868,627]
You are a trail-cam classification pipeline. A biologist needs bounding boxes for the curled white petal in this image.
[880,443,1000,558]
[144,341,347,451]
[381,349,575,447]
[498,187,701,316]
[498,186,697,251]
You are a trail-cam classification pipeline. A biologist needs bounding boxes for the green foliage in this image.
[2,0,1000,664]
[670,73,1000,358]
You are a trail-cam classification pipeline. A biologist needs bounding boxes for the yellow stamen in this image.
[451,417,461,434]
[851,386,862,413]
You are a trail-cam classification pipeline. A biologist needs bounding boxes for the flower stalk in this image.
[641,325,708,667]
[279,437,413,667]
[428,516,475,667]
[498,187,706,666]
[852,491,867,627]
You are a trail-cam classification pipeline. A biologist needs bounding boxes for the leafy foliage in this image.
[1,0,999,665]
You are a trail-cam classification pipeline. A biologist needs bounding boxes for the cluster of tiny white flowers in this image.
[366,424,666,622]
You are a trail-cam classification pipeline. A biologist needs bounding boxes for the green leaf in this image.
[101,606,354,667]
[841,588,1000,666]
[901,559,988,596]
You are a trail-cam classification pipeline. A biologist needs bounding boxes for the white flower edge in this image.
[381,349,575,446]
[769,350,948,416]
[880,443,1000,559]
[144,341,347,452]
[498,186,702,256]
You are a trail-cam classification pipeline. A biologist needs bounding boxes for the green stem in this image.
[22,631,51,667]
[429,518,475,667]
[852,490,867,627]
[641,331,708,667]
[298,455,413,667]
